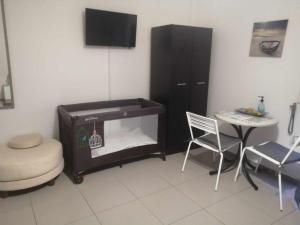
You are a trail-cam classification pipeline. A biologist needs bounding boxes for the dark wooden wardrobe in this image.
[150,25,212,154]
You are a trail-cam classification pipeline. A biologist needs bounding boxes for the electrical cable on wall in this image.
[288,103,297,135]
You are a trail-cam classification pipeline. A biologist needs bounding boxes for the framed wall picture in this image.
[249,19,288,57]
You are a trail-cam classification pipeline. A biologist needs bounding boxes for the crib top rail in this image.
[58,98,165,126]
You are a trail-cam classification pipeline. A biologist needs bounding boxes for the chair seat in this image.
[195,133,241,151]
[254,142,300,164]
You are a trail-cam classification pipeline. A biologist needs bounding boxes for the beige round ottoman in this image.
[0,134,64,197]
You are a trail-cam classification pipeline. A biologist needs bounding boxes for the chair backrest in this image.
[281,135,300,164]
[186,112,221,150]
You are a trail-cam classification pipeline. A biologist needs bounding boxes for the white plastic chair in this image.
[235,136,300,211]
[182,112,243,191]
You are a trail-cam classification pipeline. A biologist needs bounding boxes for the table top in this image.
[215,111,278,128]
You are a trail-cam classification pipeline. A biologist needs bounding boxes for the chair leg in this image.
[255,157,262,174]
[182,141,192,172]
[239,143,243,174]
[235,148,246,182]
[215,152,224,192]
[278,170,283,211]
[239,143,243,160]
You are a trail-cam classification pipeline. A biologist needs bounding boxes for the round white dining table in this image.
[213,111,278,190]
[215,111,278,128]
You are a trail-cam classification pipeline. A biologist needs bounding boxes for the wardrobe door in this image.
[167,26,193,150]
[150,26,172,105]
[189,28,212,116]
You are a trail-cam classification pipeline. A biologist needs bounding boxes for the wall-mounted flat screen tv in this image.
[85,8,137,47]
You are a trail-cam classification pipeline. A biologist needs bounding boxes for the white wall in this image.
[190,0,300,146]
[0,0,191,141]
[0,0,299,147]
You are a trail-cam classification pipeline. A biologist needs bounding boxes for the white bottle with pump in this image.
[257,96,265,113]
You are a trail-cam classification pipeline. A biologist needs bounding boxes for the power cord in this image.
[288,103,297,135]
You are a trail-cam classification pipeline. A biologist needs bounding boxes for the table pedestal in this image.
[232,125,258,190]
[209,125,258,190]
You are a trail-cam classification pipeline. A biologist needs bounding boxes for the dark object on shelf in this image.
[150,25,212,154]
[58,98,165,184]
[235,108,267,117]
[259,40,280,54]
[85,8,137,47]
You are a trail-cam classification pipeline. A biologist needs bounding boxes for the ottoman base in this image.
[0,160,64,194]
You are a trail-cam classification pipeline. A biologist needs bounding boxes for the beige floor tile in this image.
[114,164,170,197]
[188,150,218,169]
[180,150,253,194]
[121,157,166,170]
[119,152,206,189]
[166,153,209,170]
[165,153,187,163]
[207,195,274,225]
[153,155,209,185]
[31,175,92,225]
[170,210,223,225]
[118,157,167,172]
[115,160,152,173]
[176,174,232,208]
[183,160,210,175]
[140,187,200,224]
[68,215,100,225]
[273,210,300,225]
[153,153,190,170]
[78,172,135,213]
[157,165,207,186]
[236,185,295,220]
[96,201,162,225]
[30,173,77,200]
[1,153,294,225]
[0,206,36,225]
[273,222,282,225]
[82,166,122,184]
[0,194,31,213]
[220,170,254,194]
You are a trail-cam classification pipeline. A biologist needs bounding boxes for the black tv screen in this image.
[85,8,137,47]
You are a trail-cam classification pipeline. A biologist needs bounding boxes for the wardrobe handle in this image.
[177,83,187,86]
[84,117,99,121]
[196,81,206,85]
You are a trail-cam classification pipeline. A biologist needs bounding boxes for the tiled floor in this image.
[1,152,299,225]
